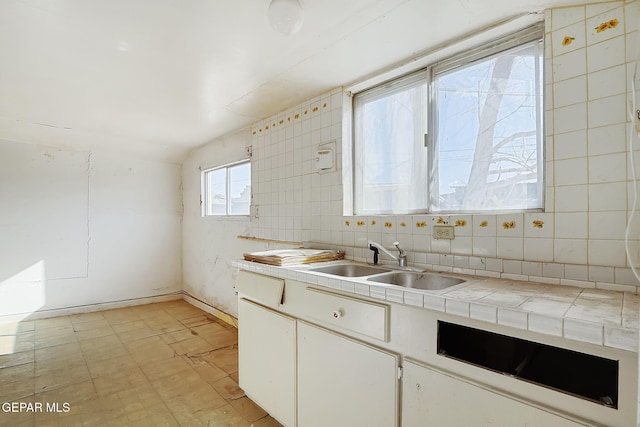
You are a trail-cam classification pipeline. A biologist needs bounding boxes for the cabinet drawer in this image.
[305,287,389,342]
[235,270,284,308]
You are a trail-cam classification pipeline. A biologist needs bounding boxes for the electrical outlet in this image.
[433,225,455,240]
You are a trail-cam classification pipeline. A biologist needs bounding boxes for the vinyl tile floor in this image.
[0,300,283,427]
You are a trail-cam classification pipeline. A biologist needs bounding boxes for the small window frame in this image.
[201,159,252,217]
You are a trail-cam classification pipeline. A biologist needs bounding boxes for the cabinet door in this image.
[297,321,399,427]
[402,360,587,427]
[238,298,296,427]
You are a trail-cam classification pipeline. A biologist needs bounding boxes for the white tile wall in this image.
[551,6,585,31]
[553,75,587,107]
[588,123,626,155]
[248,1,640,289]
[554,129,587,159]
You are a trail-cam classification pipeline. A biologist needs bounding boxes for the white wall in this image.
[0,140,183,316]
[182,128,293,317]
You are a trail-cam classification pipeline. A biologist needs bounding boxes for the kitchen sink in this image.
[308,264,391,277]
[367,271,465,291]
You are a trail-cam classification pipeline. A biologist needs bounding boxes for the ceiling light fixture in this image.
[268,0,304,35]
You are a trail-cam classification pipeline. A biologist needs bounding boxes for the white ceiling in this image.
[0,0,583,162]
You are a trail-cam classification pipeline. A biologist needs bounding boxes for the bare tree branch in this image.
[491,130,537,152]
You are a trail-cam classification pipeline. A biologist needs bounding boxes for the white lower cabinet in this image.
[237,274,632,426]
[297,321,400,427]
[401,360,587,427]
[238,298,296,427]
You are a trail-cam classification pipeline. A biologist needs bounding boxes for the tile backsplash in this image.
[250,1,640,290]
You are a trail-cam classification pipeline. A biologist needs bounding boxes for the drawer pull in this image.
[332,309,343,319]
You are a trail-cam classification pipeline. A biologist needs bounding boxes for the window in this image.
[202,160,251,216]
[354,71,429,214]
[353,25,543,215]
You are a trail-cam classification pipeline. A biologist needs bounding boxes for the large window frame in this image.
[201,159,252,217]
[351,24,544,215]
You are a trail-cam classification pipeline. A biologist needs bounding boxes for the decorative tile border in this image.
[250,96,334,137]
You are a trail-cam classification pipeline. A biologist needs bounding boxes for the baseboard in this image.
[182,292,238,328]
[0,292,184,322]
[0,290,238,328]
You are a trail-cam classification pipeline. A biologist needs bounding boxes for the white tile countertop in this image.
[234,259,639,352]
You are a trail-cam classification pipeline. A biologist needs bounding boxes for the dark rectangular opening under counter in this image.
[437,321,619,408]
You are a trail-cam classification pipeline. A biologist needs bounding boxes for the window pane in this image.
[202,160,251,217]
[354,75,428,214]
[206,168,227,215]
[229,162,251,215]
[433,41,543,211]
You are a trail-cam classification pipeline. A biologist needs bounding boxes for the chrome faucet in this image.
[394,242,407,267]
[368,241,407,267]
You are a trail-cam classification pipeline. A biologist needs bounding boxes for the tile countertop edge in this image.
[232,260,639,353]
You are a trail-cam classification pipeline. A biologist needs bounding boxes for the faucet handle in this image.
[393,242,406,256]
[394,242,407,267]
[369,244,379,265]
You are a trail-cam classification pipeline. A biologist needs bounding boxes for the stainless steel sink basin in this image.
[308,264,391,277]
[368,271,465,291]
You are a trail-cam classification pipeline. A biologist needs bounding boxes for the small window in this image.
[202,160,251,216]
[352,25,544,215]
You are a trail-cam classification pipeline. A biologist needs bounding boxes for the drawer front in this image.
[305,287,389,342]
[235,270,284,308]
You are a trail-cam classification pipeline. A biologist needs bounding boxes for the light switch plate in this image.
[433,225,455,240]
